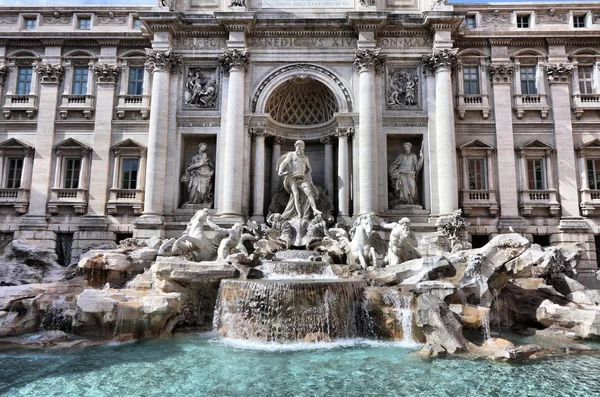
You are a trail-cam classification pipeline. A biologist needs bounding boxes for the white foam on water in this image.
[212,336,421,352]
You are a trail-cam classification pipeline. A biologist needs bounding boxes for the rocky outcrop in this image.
[368,256,453,286]
[414,293,469,356]
[72,288,181,339]
[449,304,490,329]
[0,240,66,286]
[536,299,600,339]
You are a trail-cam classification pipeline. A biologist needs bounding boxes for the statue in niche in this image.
[277,140,322,221]
[389,142,424,208]
[387,69,419,109]
[381,217,421,266]
[181,143,214,207]
[185,69,218,108]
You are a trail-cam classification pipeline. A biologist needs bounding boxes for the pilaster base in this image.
[558,217,590,233]
[80,215,109,231]
[19,215,49,231]
[133,214,165,239]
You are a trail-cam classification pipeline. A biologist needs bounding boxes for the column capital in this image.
[145,49,181,74]
[219,49,249,73]
[354,49,385,74]
[36,63,63,84]
[320,136,335,145]
[488,63,514,84]
[93,63,119,84]
[250,127,267,138]
[0,64,6,84]
[546,62,573,84]
[422,48,458,73]
[271,136,285,146]
[335,127,354,138]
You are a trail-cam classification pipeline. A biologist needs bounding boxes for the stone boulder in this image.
[536,299,600,339]
[550,273,587,296]
[449,304,490,329]
[414,281,455,302]
[368,256,453,286]
[77,246,158,288]
[72,288,181,339]
[414,292,470,356]
[0,240,66,286]
[567,290,600,307]
[504,244,582,279]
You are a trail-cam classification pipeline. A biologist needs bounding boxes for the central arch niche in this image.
[266,77,339,126]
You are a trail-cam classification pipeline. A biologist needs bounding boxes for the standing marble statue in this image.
[389,142,424,207]
[381,217,421,266]
[277,140,322,220]
[181,143,214,206]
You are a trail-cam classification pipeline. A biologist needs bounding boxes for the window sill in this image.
[572,94,600,118]
[115,94,150,120]
[519,189,560,216]
[107,188,144,215]
[513,94,549,119]
[456,94,491,119]
[48,188,88,214]
[0,188,29,214]
[58,94,95,120]
[460,189,498,216]
[2,94,38,119]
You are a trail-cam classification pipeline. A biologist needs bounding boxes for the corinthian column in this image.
[218,49,248,217]
[251,128,266,220]
[320,136,335,199]
[139,49,180,224]
[354,49,384,215]
[423,49,459,216]
[270,136,284,197]
[335,128,353,216]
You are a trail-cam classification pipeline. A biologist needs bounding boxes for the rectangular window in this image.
[133,18,142,29]
[127,67,144,95]
[121,158,139,190]
[78,17,91,30]
[527,159,546,190]
[517,15,530,28]
[463,66,480,95]
[520,66,538,95]
[573,15,586,28]
[578,66,594,94]
[465,15,476,29]
[16,67,33,95]
[468,159,487,190]
[587,159,600,190]
[5,158,23,189]
[72,66,89,95]
[24,18,37,30]
[64,158,81,189]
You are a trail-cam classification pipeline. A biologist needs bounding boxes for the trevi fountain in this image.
[1,139,600,396]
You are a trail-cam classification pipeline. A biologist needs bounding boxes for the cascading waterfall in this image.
[382,290,416,344]
[214,279,368,342]
[258,260,337,279]
[481,312,491,341]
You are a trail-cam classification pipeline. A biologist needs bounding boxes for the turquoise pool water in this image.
[1,333,599,397]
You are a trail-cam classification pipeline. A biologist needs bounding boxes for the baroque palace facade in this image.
[0,1,600,285]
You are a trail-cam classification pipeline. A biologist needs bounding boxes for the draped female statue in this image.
[181,143,215,206]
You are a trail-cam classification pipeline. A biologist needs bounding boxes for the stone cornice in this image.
[214,12,256,33]
[347,12,388,32]
[140,13,182,36]
[383,117,428,127]
[354,48,385,73]
[422,11,463,32]
[219,49,248,73]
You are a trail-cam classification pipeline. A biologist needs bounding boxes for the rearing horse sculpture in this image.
[330,213,379,269]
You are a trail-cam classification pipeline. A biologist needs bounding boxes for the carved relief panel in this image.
[182,66,220,110]
[386,67,422,110]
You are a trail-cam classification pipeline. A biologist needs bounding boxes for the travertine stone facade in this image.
[0,2,599,286]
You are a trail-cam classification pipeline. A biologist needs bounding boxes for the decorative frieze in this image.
[482,10,510,26]
[546,63,573,83]
[383,117,428,128]
[488,64,514,83]
[94,63,119,84]
[0,17,17,25]
[145,49,181,74]
[218,49,248,73]
[387,67,420,110]
[96,13,128,25]
[183,67,219,110]
[422,49,457,72]
[35,63,63,84]
[42,14,71,25]
[536,9,567,24]
[353,49,385,73]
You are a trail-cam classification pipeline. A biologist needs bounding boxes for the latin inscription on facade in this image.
[176,38,227,49]
[249,37,357,48]
[253,0,353,8]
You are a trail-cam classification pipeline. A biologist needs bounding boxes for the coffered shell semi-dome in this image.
[266,77,339,126]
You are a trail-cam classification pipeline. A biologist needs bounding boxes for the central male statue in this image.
[277,140,322,220]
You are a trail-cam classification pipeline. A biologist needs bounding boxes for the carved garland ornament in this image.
[145,49,181,74]
[422,49,458,72]
[36,63,63,84]
[94,63,119,83]
[218,49,249,73]
[488,64,514,83]
[353,49,385,73]
[546,63,573,83]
